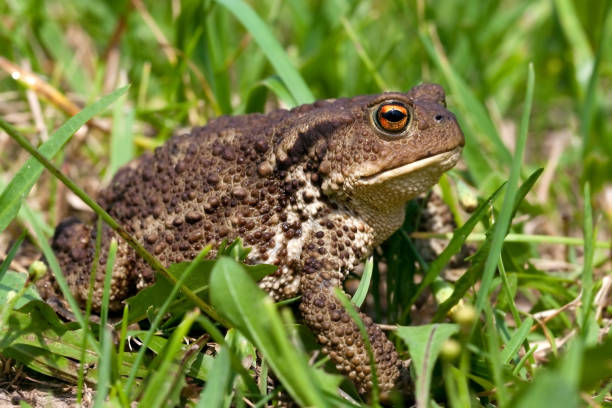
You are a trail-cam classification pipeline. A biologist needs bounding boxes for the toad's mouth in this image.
[357,146,462,186]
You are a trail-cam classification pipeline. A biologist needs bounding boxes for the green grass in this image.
[1,0,612,407]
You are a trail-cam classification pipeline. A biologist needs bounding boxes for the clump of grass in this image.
[1,1,611,407]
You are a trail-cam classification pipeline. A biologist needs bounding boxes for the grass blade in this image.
[213,0,314,106]
[209,257,336,407]
[99,239,118,340]
[0,230,26,282]
[432,168,542,322]
[197,345,233,408]
[554,0,594,90]
[195,315,259,394]
[579,2,611,156]
[108,100,135,180]
[0,85,129,233]
[473,64,534,317]
[419,28,511,183]
[259,76,295,107]
[579,183,595,339]
[139,310,199,408]
[501,317,534,364]
[92,327,112,408]
[483,303,507,406]
[353,256,373,307]
[407,183,505,308]
[124,247,211,395]
[340,16,387,90]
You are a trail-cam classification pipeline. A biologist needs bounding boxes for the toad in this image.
[38,83,464,395]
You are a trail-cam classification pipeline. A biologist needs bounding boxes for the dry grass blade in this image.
[0,57,109,133]
[131,0,177,65]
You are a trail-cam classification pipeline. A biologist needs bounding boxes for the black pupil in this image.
[382,107,406,122]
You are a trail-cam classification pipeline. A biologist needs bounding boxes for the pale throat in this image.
[347,148,463,245]
[357,202,408,247]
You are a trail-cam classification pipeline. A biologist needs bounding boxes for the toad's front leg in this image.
[298,251,400,395]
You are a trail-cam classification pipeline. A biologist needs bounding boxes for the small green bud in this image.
[440,339,461,361]
[432,278,454,305]
[451,302,477,327]
[28,260,47,282]
[457,179,478,212]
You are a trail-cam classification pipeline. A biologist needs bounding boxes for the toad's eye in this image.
[375,102,410,133]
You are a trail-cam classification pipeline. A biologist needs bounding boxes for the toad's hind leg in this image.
[38,217,136,313]
[298,252,400,395]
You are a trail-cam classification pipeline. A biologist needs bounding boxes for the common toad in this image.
[38,83,464,395]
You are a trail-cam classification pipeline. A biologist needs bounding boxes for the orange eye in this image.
[376,102,410,133]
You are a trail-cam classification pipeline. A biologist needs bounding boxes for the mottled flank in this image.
[38,83,464,395]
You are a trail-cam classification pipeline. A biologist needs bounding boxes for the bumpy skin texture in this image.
[38,83,464,395]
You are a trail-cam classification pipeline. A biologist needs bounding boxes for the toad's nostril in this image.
[434,114,444,122]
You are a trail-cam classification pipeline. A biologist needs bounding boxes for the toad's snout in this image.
[410,100,465,159]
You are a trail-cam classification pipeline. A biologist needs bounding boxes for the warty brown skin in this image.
[38,83,464,396]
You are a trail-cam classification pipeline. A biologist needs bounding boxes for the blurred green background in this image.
[1,0,610,229]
